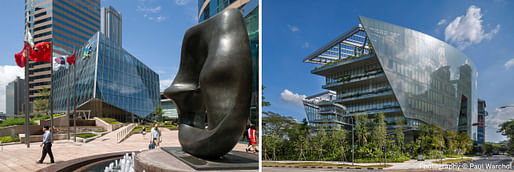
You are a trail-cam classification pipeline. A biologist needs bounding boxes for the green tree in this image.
[262,86,271,107]
[456,132,472,155]
[314,126,329,160]
[444,130,458,155]
[332,126,347,161]
[262,111,296,137]
[263,133,280,160]
[355,114,369,146]
[33,87,50,117]
[498,119,514,152]
[152,105,164,122]
[395,118,405,153]
[372,113,387,153]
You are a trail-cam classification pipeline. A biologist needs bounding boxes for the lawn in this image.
[432,158,472,164]
[100,118,121,125]
[94,129,106,133]
[262,162,392,168]
[76,133,97,138]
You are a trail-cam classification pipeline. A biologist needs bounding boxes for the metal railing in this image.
[116,123,136,143]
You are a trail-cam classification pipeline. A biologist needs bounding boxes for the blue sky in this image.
[263,0,514,142]
[0,0,197,113]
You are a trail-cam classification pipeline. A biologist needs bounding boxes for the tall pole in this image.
[24,36,30,148]
[50,40,54,132]
[73,62,77,142]
[352,116,354,166]
[66,62,70,140]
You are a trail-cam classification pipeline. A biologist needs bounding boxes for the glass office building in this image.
[25,0,100,103]
[198,0,259,125]
[303,17,477,139]
[476,99,487,147]
[52,32,160,122]
[303,91,346,132]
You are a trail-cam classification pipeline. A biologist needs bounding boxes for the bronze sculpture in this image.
[163,8,252,159]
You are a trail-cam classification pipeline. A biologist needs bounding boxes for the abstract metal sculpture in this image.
[164,8,252,159]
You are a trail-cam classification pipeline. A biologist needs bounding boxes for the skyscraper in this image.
[303,17,477,139]
[101,6,122,46]
[5,77,27,115]
[198,0,259,125]
[476,99,487,147]
[24,0,100,108]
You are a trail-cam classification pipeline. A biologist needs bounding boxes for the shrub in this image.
[0,136,20,143]
[76,133,97,138]
[32,113,64,121]
[0,118,37,127]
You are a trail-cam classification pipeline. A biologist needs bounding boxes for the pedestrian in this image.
[142,126,147,138]
[37,126,54,164]
[151,124,161,148]
[244,125,252,152]
[249,124,258,153]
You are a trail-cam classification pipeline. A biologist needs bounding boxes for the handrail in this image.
[116,123,136,143]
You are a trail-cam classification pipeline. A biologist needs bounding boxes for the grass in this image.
[0,136,20,143]
[132,125,151,132]
[76,133,97,138]
[100,118,121,125]
[31,113,64,121]
[0,118,37,127]
[432,158,472,164]
[355,156,410,163]
[445,154,464,158]
[94,129,106,133]
[262,162,392,168]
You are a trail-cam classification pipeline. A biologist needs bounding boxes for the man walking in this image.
[37,126,54,164]
[151,124,161,148]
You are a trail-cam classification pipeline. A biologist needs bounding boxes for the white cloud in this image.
[137,5,161,13]
[302,42,310,48]
[287,24,299,32]
[444,5,500,49]
[485,106,514,142]
[437,19,447,26]
[175,0,189,6]
[148,15,167,22]
[504,58,514,70]
[280,89,306,106]
[0,65,25,113]
[159,79,173,92]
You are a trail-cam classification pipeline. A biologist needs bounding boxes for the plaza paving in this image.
[0,125,252,171]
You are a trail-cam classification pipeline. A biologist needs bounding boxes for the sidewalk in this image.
[0,127,249,171]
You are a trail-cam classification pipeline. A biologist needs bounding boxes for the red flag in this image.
[30,42,52,63]
[66,53,76,65]
[14,43,27,67]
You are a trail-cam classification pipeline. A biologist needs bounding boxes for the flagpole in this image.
[24,7,31,148]
[50,40,54,133]
[66,58,70,140]
[73,55,77,142]
[24,35,30,148]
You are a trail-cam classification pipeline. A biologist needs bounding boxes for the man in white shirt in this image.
[37,126,54,163]
[151,124,161,147]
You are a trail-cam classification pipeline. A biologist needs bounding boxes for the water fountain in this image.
[100,152,138,172]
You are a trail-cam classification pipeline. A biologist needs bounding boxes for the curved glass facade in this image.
[359,16,477,136]
[53,33,160,121]
[304,17,477,138]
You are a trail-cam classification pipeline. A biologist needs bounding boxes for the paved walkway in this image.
[0,126,252,171]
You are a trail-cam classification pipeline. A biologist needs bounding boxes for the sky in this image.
[263,0,514,143]
[0,0,197,113]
